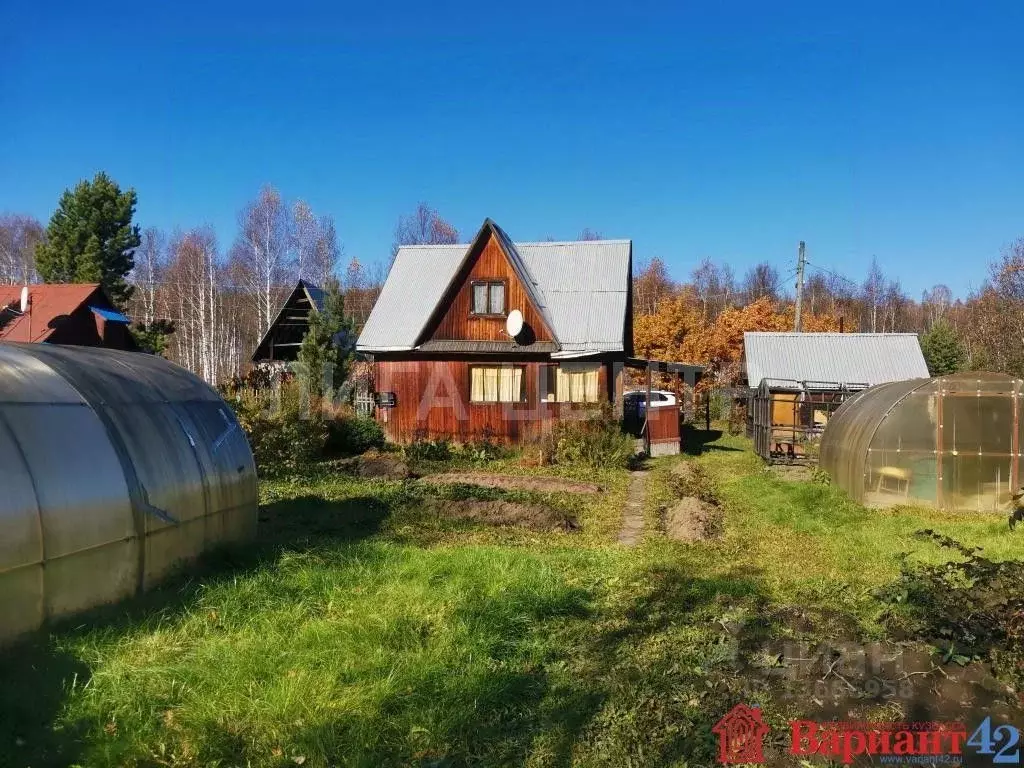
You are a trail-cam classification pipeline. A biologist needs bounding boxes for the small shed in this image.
[742,332,929,388]
[0,342,258,644]
[820,372,1023,513]
[742,332,929,461]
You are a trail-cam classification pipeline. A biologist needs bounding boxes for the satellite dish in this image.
[19,286,29,313]
[506,309,524,338]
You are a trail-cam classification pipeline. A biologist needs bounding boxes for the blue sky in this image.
[2,1,1021,298]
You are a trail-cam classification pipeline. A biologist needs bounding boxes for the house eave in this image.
[356,344,415,353]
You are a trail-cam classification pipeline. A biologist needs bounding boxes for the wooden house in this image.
[356,218,700,446]
[251,280,326,363]
[0,283,137,351]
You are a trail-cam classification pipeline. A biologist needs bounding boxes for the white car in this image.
[624,390,677,408]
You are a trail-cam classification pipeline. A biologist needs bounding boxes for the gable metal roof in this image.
[743,332,929,388]
[357,226,632,355]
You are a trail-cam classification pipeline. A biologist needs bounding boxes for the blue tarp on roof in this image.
[89,306,131,323]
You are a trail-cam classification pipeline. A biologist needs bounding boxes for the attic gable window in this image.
[471,280,506,317]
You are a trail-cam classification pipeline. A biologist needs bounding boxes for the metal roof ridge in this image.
[517,239,632,246]
[745,331,922,336]
[395,239,632,250]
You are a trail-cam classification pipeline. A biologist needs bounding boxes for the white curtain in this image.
[556,364,600,403]
[473,284,488,314]
[491,283,505,314]
[471,366,523,402]
[470,367,485,401]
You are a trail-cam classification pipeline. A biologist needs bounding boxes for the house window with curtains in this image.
[542,364,601,403]
[469,365,525,403]
[470,281,506,316]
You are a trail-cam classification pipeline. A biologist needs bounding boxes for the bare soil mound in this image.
[342,451,411,480]
[420,472,601,494]
[669,461,695,482]
[664,496,722,542]
[424,498,580,532]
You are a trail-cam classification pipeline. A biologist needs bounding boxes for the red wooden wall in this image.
[426,231,553,343]
[375,360,615,443]
[646,405,681,446]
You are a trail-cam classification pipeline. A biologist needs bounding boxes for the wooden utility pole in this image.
[794,241,806,332]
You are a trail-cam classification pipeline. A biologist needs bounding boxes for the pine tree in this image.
[35,172,141,307]
[921,319,966,376]
[296,280,355,404]
[131,320,177,356]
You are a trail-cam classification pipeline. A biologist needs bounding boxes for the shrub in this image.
[325,414,385,456]
[227,383,328,476]
[707,390,726,421]
[404,438,453,463]
[728,401,746,436]
[454,435,508,464]
[542,405,635,469]
[880,530,1024,685]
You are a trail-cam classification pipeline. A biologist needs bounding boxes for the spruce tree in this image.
[920,319,966,376]
[36,172,141,307]
[296,280,355,403]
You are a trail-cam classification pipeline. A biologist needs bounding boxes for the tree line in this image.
[0,173,459,383]
[632,243,1023,383]
[3,171,1021,386]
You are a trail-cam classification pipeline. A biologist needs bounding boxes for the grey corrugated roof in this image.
[357,224,631,354]
[743,332,929,387]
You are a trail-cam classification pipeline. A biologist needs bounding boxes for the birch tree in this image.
[691,258,735,321]
[131,227,167,325]
[741,262,779,304]
[231,185,293,340]
[860,257,888,332]
[633,257,676,317]
[309,214,340,288]
[391,202,459,261]
[166,228,221,383]
[0,214,44,285]
[292,200,316,283]
[293,200,340,287]
[921,284,953,329]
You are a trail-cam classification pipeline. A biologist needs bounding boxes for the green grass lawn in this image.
[2,431,1022,768]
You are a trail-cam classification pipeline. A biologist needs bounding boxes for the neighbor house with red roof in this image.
[0,283,137,350]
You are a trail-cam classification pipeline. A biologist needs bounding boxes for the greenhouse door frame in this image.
[931,381,1022,509]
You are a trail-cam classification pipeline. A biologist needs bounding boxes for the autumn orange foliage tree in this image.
[634,294,848,385]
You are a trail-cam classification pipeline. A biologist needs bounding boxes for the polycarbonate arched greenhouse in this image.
[0,343,257,644]
[820,372,1024,512]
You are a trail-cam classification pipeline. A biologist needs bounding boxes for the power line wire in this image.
[804,260,858,287]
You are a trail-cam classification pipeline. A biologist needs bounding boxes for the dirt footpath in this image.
[618,471,647,546]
